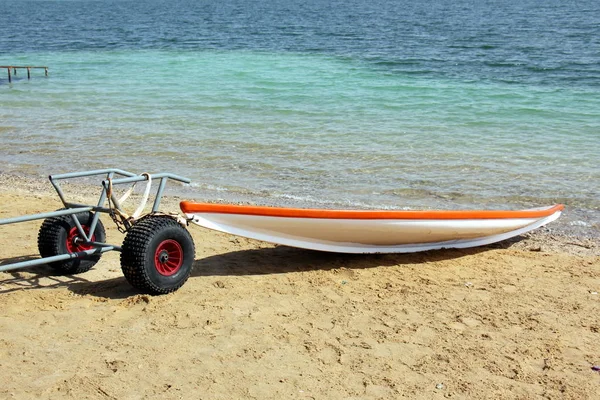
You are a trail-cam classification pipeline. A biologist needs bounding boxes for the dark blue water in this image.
[3,0,599,87]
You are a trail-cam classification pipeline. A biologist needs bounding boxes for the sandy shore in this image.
[0,173,598,399]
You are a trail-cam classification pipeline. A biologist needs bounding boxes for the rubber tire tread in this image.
[120,216,195,295]
[37,211,106,274]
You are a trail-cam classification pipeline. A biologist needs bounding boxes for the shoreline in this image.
[1,170,598,254]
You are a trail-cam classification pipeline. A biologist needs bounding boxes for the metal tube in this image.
[50,176,69,207]
[107,172,190,186]
[0,207,93,226]
[63,203,112,213]
[87,241,121,252]
[152,177,168,212]
[50,168,137,181]
[70,214,89,242]
[0,246,115,272]
[87,175,111,235]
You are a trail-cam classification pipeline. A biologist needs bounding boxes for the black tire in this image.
[37,211,106,274]
[120,216,195,295]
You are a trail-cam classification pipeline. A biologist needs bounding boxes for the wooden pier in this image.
[1,66,48,83]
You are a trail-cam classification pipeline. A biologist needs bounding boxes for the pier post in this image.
[2,66,48,83]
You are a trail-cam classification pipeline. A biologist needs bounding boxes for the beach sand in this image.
[0,174,598,399]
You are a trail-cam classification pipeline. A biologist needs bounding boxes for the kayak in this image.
[180,202,563,254]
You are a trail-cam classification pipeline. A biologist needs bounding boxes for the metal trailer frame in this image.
[0,169,191,273]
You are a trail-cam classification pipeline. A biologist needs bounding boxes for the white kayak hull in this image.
[180,202,563,254]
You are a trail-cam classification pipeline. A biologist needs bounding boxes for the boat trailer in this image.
[0,169,195,295]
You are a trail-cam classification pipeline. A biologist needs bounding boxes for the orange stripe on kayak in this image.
[180,202,564,220]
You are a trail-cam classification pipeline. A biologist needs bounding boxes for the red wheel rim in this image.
[154,239,183,276]
[66,226,95,253]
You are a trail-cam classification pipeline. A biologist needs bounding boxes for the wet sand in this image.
[0,173,598,399]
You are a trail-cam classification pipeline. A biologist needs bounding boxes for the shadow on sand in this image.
[0,235,526,299]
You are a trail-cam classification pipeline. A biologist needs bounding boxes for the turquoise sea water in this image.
[1,0,599,235]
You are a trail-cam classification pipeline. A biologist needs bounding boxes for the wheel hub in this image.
[154,239,183,276]
[66,226,95,253]
[158,250,169,263]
